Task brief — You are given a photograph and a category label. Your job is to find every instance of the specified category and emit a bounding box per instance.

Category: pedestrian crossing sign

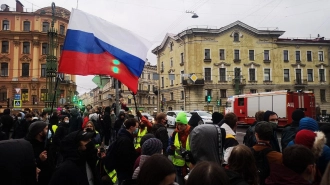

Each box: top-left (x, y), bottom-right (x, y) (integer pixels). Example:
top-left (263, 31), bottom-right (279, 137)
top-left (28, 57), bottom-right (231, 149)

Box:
top-left (14, 100), bottom-right (21, 108)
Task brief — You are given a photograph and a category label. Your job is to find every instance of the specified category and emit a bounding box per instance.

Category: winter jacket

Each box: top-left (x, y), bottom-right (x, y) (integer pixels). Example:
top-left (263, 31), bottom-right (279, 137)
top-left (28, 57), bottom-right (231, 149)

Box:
top-left (114, 112), bottom-right (126, 131)
top-left (167, 125), bottom-right (191, 157)
top-left (281, 120), bottom-right (299, 150)
top-left (266, 163), bottom-right (311, 185)
top-left (69, 109), bottom-right (82, 133)
top-left (53, 122), bottom-right (70, 149)
top-left (221, 123), bottom-right (239, 164)
top-left (132, 155), bottom-right (150, 179)
top-left (253, 143), bottom-right (282, 165)
top-left (1, 109), bottom-right (13, 138)
top-left (0, 139), bottom-right (37, 185)
top-left (225, 170), bottom-right (249, 185)
top-left (103, 112), bottom-right (111, 131)
top-left (12, 119), bottom-right (31, 139)
top-left (151, 123), bottom-right (169, 156)
top-left (49, 131), bottom-right (100, 185)
top-left (115, 128), bottom-right (138, 178)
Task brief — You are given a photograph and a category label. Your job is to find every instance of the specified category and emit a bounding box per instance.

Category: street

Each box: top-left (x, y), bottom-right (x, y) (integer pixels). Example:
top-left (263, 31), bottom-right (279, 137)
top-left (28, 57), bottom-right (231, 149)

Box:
top-left (167, 124), bottom-right (282, 145)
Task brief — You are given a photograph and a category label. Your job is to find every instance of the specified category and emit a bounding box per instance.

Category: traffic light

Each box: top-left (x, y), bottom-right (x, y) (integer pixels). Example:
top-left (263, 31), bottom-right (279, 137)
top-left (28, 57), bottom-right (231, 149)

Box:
top-left (73, 95), bottom-right (77, 102)
top-left (206, 95), bottom-right (211, 103)
top-left (78, 100), bottom-right (82, 106)
top-left (217, 99), bottom-right (221, 106)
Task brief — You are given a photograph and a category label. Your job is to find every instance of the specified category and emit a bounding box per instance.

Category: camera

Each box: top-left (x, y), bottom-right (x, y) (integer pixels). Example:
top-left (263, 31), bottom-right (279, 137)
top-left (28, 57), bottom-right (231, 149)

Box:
top-left (181, 150), bottom-right (195, 164)
top-left (99, 147), bottom-right (105, 153)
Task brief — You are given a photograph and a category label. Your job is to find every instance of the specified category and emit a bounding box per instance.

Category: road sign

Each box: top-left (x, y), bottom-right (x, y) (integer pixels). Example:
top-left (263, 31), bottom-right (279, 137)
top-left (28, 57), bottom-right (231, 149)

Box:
top-left (15, 88), bottom-right (20, 94)
top-left (14, 100), bottom-right (21, 108)
top-left (190, 74), bottom-right (198, 82)
top-left (59, 98), bottom-right (66, 104)
top-left (14, 94), bottom-right (21, 100)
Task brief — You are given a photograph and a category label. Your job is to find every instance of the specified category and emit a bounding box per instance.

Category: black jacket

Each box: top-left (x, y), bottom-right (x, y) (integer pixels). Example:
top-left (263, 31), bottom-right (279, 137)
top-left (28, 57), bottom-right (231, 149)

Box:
top-left (114, 112), bottom-right (126, 130)
top-left (49, 131), bottom-right (100, 185)
top-left (69, 116), bottom-right (82, 133)
top-left (1, 110), bottom-right (13, 135)
top-left (103, 112), bottom-right (111, 130)
top-left (12, 119), bottom-right (31, 139)
top-left (151, 123), bottom-right (169, 156)
top-left (53, 122), bottom-right (70, 149)
top-left (281, 120), bottom-right (299, 150)
top-left (225, 170), bottom-right (249, 185)
top-left (115, 128), bottom-right (138, 176)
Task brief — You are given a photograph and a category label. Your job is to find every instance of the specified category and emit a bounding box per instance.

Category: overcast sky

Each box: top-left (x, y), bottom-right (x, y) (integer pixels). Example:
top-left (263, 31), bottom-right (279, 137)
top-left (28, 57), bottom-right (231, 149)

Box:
top-left (5, 0), bottom-right (330, 94)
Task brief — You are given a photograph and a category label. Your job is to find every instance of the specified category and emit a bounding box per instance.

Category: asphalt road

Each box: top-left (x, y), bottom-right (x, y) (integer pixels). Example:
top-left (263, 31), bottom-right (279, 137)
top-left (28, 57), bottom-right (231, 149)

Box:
top-left (167, 124), bottom-right (282, 145)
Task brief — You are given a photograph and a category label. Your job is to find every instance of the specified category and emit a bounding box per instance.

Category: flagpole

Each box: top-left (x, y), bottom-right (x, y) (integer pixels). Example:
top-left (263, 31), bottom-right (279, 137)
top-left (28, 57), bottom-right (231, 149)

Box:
top-left (115, 79), bottom-right (120, 116)
top-left (133, 93), bottom-right (140, 122)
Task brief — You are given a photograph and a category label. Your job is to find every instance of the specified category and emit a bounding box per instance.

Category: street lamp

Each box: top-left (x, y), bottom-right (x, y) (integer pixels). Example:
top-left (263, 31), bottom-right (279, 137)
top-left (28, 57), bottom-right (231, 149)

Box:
top-left (186, 10), bottom-right (199, 18)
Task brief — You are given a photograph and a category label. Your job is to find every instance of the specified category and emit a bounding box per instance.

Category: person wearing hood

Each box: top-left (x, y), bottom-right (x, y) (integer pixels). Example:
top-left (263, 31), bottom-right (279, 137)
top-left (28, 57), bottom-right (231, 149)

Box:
top-left (114, 118), bottom-right (139, 185)
top-left (84, 121), bottom-right (101, 147)
top-left (103, 106), bottom-right (112, 146)
top-left (25, 121), bottom-right (53, 185)
top-left (167, 112), bottom-right (191, 185)
top-left (49, 130), bottom-right (100, 185)
top-left (69, 108), bottom-right (83, 133)
top-left (12, 113), bottom-right (33, 139)
top-left (221, 113), bottom-right (239, 165)
top-left (114, 112), bottom-right (126, 137)
top-left (1, 108), bottom-right (14, 139)
top-left (53, 115), bottom-right (70, 165)
top-left (188, 113), bottom-right (203, 132)
top-left (281, 109), bottom-right (305, 150)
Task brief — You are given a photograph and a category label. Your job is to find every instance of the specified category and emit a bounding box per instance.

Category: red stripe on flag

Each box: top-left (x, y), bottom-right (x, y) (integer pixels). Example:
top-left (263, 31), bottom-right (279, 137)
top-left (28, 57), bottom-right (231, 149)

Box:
top-left (59, 50), bottom-right (139, 93)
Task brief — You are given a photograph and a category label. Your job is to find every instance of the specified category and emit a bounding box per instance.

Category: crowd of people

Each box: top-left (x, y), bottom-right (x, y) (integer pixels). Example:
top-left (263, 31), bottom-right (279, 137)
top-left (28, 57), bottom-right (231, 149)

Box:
top-left (0, 104), bottom-right (330, 185)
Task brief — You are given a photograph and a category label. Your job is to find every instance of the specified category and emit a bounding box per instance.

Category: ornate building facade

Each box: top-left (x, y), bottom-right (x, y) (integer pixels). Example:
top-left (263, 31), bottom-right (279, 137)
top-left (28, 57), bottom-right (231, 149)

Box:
top-left (152, 21), bottom-right (330, 113)
top-left (0, 1), bottom-right (76, 112)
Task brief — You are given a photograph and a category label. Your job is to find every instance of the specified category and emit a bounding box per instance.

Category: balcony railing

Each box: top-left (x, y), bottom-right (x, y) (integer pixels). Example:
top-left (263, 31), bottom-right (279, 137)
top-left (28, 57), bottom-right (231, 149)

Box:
top-left (294, 79), bottom-right (307, 85)
top-left (182, 79), bottom-right (205, 86)
top-left (137, 90), bottom-right (149, 94)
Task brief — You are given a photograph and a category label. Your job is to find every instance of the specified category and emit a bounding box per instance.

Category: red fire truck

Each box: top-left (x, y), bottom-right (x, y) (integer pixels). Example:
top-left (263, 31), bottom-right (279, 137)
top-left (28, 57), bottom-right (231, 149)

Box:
top-left (225, 90), bottom-right (316, 127)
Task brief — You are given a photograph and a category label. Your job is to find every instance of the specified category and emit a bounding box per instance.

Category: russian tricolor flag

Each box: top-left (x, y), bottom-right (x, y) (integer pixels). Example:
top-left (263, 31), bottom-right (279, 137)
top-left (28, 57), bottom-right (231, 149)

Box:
top-left (58, 9), bottom-right (151, 94)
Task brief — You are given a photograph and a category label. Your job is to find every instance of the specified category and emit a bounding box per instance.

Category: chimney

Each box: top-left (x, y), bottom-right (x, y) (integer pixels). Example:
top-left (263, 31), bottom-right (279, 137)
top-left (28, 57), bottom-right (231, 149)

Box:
top-left (16, 0), bottom-right (24, 12)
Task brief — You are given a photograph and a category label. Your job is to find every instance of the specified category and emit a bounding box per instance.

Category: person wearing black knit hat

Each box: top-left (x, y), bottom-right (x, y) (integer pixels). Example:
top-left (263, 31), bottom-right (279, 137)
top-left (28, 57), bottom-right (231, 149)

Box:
top-left (281, 109), bottom-right (305, 150)
top-left (212, 112), bottom-right (224, 125)
top-left (25, 121), bottom-right (52, 185)
top-left (189, 114), bottom-right (203, 132)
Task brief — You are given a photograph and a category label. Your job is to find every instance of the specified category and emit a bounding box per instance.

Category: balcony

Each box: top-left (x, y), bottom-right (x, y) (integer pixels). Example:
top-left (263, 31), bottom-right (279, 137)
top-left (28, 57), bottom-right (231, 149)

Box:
top-left (182, 79), bottom-right (204, 86)
top-left (232, 79), bottom-right (246, 86)
top-left (263, 80), bottom-right (273, 85)
top-left (204, 58), bottom-right (212, 63)
top-left (137, 90), bottom-right (149, 94)
top-left (294, 79), bottom-right (307, 86)
top-left (233, 59), bottom-right (241, 63)
top-left (263, 60), bottom-right (271, 63)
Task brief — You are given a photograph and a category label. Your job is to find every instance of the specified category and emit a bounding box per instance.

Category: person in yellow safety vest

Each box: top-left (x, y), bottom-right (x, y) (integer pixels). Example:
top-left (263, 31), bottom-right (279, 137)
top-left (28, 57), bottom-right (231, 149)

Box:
top-left (167, 112), bottom-right (191, 185)
top-left (96, 149), bottom-right (117, 185)
top-left (84, 121), bottom-right (102, 148)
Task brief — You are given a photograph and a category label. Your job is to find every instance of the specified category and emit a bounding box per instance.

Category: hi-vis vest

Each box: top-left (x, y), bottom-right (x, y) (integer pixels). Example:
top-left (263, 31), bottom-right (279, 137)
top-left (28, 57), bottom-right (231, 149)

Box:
top-left (95, 131), bottom-right (100, 148)
top-left (52, 125), bottom-right (58, 133)
top-left (134, 129), bottom-right (147, 149)
top-left (173, 133), bottom-right (190, 166)
top-left (96, 160), bottom-right (117, 184)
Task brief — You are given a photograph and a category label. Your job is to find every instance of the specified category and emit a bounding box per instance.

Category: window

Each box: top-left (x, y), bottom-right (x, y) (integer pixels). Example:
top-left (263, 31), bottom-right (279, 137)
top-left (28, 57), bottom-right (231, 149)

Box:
top-left (283, 50), bottom-right (289, 61)
top-left (320, 89), bottom-right (326, 102)
top-left (220, 89), bottom-right (226, 98)
top-left (40, 89), bottom-right (47, 101)
top-left (249, 50), bottom-right (254, 61)
top-left (41, 64), bottom-right (46, 77)
top-left (265, 89), bottom-right (272, 92)
top-left (264, 50), bottom-right (270, 60)
top-left (23, 42), bottom-right (30, 54)
top-left (296, 69), bottom-right (302, 83)
top-left (22, 63), bottom-right (29, 77)
top-left (60, 25), bottom-right (65, 35)
top-left (1, 41), bottom-right (9, 53)
top-left (22, 89), bottom-right (29, 101)
top-left (205, 49), bottom-right (210, 59)
top-left (161, 62), bottom-right (164, 71)
top-left (307, 51), bottom-right (312, 61)
top-left (2, 20), bottom-right (9, 30)
top-left (234, 50), bottom-right (240, 60)
top-left (180, 53), bottom-right (184, 64)
top-left (205, 89), bottom-right (212, 96)
top-left (170, 42), bottom-right (173, 51)
top-left (170, 58), bottom-right (173, 67)
top-left (23, 21), bottom-right (30, 31)
top-left (152, 97), bottom-right (155, 105)
top-left (181, 91), bottom-right (184, 100)
top-left (249, 68), bottom-right (256, 81)
top-left (148, 97), bottom-right (151, 104)
top-left (250, 89), bottom-right (257, 93)
top-left (161, 77), bottom-right (164, 88)
top-left (0, 63), bottom-right (8, 76)
top-left (238, 98), bottom-right (244, 106)
top-left (319, 51), bottom-right (324, 61)
top-left (219, 68), bottom-right (226, 82)
top-left (319, 69), bottom-right (325, 82)
top-left (0, 89), bottom-right (7, 101)
top-left (219, 49), bottom-right (225, 60)
top-left (148, 74), bottom-right (150, 80)
top-left (127, 99), bottom-right (131, 104)
top-left (42, 22), bottom-right (49, 32)
top-left (284, 69), bottom-right (290, 82)
top-left (233, 33), bottom-right (239, 42)
top-left (204, 68), bottom-right (211, 81)
top-left (264, 68), bottom-right (270, 81)
top-left (307, 69), bottom-right (313, 82)
top-left (170, 92), bottom-right (174, 100)
top-left (42, 43), bottom-right (48, 55)
top-left (141, 72), bottom-right (144, 79)
top-left (181, 71), bottom-right (184, 83)
top-left (170, 76), bottom-right (173, 86)
top-left (296, 51), bottom-right (300, 61)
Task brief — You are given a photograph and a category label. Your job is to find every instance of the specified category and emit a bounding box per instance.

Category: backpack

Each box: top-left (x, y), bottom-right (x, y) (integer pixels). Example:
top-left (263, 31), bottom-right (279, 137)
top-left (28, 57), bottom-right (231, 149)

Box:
top-left (251, 147), bottom-right (274, 185)
top-left (243, 125), bottom-right (257, 147)
top-left (104, 140), bottom-right (118, 172)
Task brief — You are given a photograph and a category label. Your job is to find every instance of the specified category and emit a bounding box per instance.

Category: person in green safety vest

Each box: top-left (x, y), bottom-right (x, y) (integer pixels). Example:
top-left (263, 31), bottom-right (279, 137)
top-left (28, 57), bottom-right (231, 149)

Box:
top-left (134, 112), bottom-right (152, 153)
top-left (96, 148), bottom-right (117, 185)
top-left (84, 121), bottom-right (101, 148)
top-left (167, 112), bottom-right (191, 185)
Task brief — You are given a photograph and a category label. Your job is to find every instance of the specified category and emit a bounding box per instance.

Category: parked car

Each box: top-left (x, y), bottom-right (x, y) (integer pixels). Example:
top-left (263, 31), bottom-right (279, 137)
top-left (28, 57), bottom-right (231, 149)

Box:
top-left (141, 113), bottom-right (154, 124)
top-left (190, 111), bottom-right (213, 124)
top-left (166, 110), bottom-right (192, 127)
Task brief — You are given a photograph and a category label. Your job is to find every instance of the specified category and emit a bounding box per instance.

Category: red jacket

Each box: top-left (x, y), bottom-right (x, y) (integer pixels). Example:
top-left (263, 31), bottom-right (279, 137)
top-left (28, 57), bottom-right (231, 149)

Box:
top-left (82, 117), bottom-right (89, 129)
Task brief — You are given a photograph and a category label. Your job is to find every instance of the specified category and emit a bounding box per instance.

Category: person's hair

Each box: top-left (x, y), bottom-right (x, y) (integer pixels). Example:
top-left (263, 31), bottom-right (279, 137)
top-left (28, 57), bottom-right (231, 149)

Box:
top-left (124, 118), bottom-right (138, 129)
top-left (283, 145), bottom-right (315, 174)
top-left (255, 121), bottom-right (273, 141)
top-left (186, 161), bottom-right (229, 185)
top-left (228, 145), bottom-right (259, 185)
top-left (84, 112), bottom-right (89, 117)
top-left (41, 111), bottom-right (48, 117)
top-left (137, 154), bottom-right (175, 185)
top-left (156, 113), bottom-right (166, 123)
top-left (85, 121), bottom-right (95, 130)
top-left (17, 112), bottom-right (22, 117)
top-left (255, 111), bottom-right (265, 122)
top-left (25, 113), bottom-right (32, 119)
top-left (224, 113), bottom-right (238, 129)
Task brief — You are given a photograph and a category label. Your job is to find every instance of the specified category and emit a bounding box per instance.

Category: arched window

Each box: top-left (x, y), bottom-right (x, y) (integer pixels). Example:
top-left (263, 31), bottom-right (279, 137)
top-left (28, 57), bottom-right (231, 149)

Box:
top-left (234, 32), bottom-right (239, 42)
